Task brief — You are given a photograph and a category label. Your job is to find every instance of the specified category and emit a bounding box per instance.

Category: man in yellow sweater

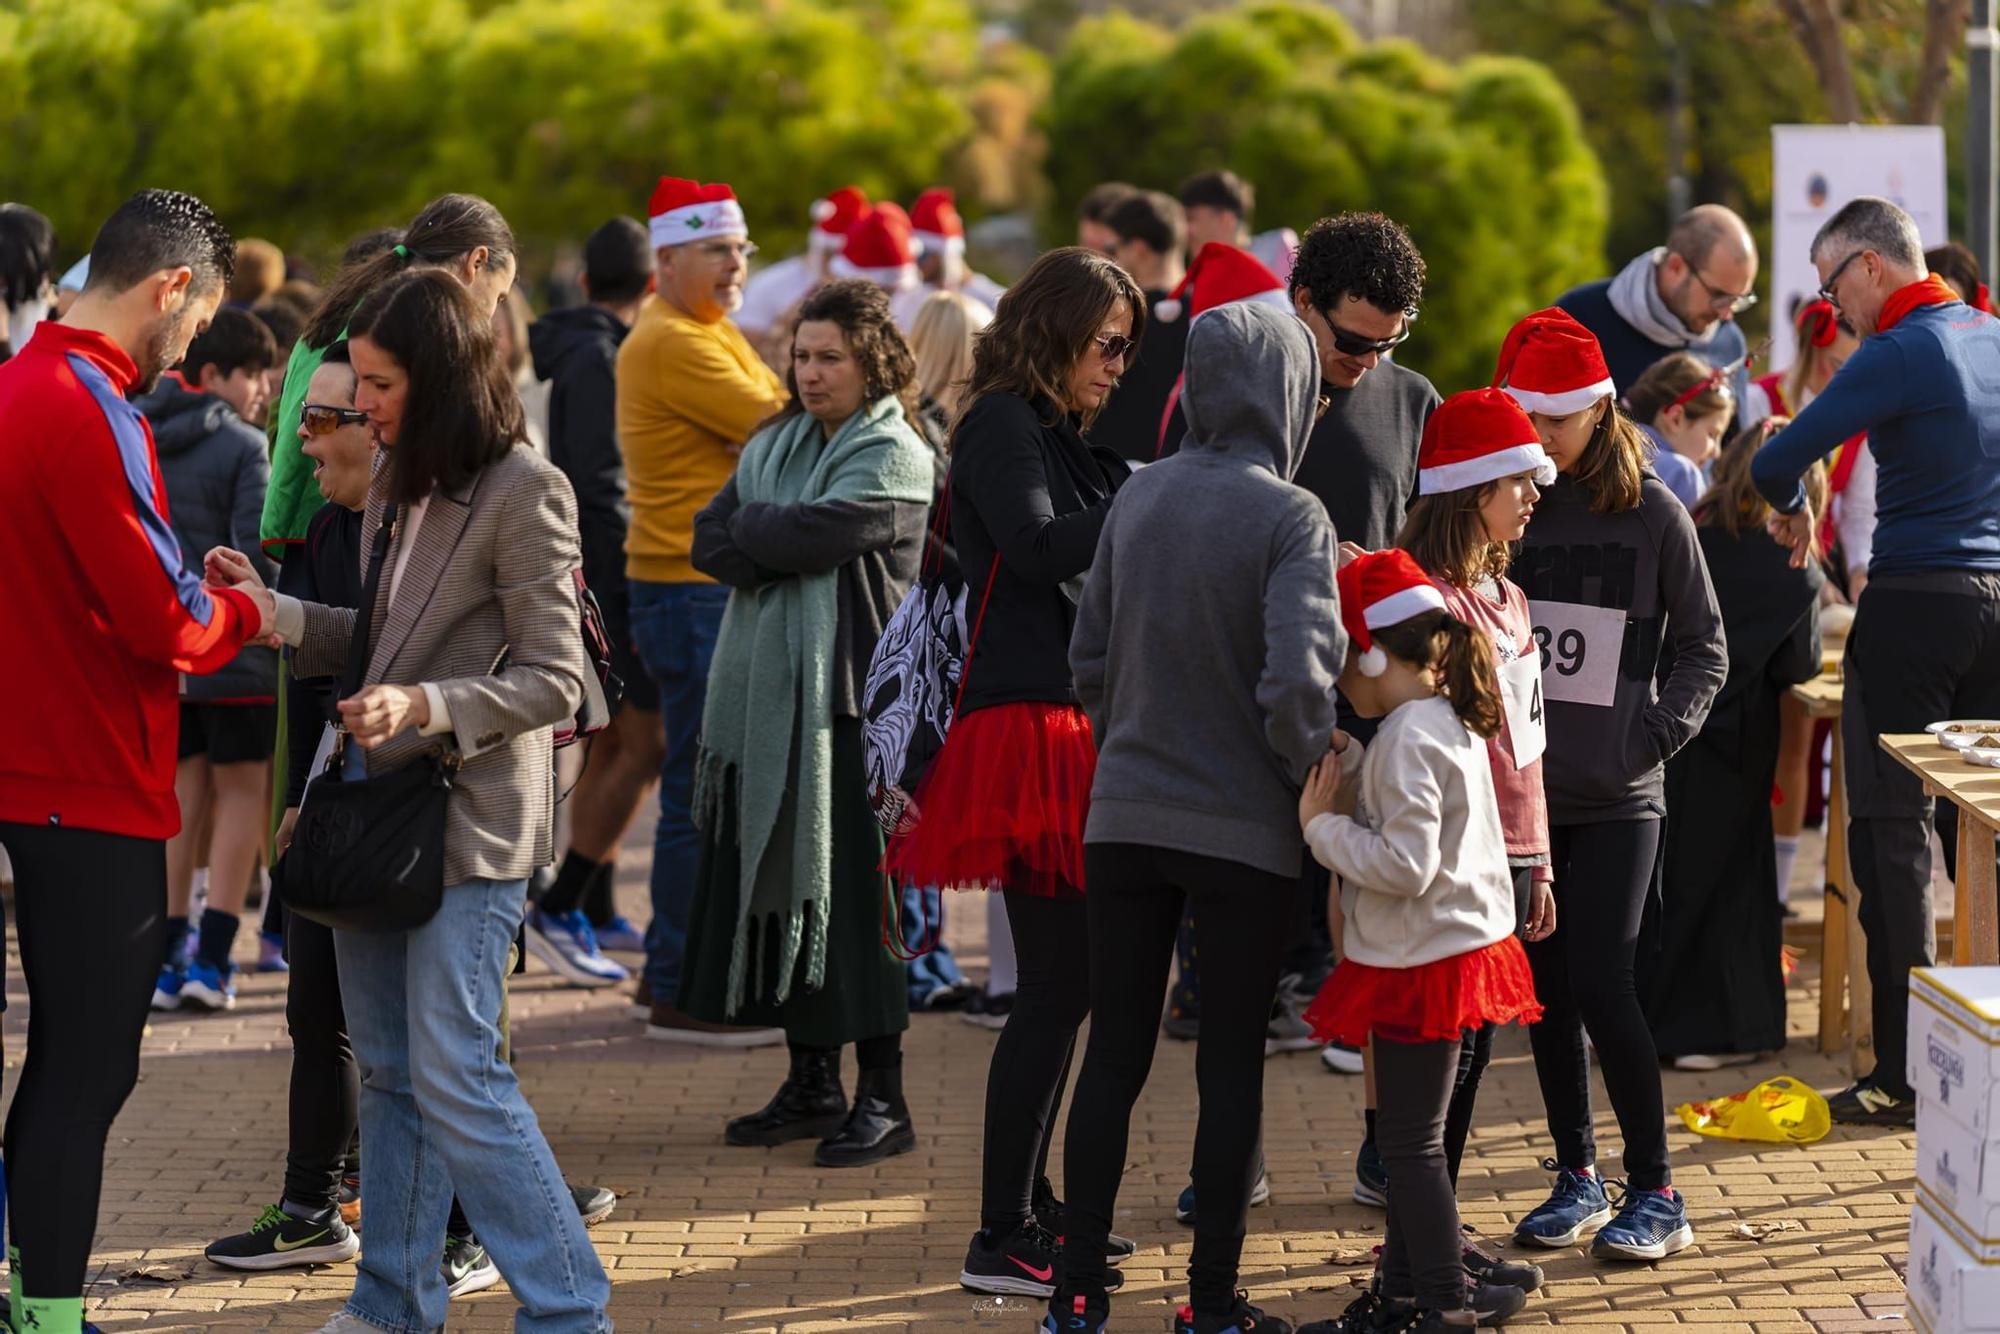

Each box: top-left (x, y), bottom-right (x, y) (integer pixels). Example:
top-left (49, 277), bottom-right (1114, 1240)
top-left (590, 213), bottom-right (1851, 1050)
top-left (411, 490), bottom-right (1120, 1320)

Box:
top-left (620, 176), bottom-right (788, 1045)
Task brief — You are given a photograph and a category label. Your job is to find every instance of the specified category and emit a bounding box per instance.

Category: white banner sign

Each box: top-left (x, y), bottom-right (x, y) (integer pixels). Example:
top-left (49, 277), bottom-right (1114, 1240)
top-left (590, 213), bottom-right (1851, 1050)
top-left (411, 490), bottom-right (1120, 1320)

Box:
top-left (1770, 124), bottom-right (1948, 370)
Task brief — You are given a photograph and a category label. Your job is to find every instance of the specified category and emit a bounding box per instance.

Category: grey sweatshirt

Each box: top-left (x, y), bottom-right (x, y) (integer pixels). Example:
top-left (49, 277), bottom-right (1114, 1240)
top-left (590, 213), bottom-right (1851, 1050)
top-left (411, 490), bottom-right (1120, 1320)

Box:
top-left (1071, 302), bottom-right (1346, 879)
top-left (1512, 471), bottom-right (1727, 824)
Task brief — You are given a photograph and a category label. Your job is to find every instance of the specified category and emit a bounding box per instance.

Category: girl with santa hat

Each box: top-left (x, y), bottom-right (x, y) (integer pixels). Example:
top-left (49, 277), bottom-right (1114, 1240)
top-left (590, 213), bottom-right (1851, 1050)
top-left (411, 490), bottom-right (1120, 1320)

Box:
top-left (1293, 548), bottom-right (1544, 1334)
top-left (1497, 308), bottom-right (1724, 1264)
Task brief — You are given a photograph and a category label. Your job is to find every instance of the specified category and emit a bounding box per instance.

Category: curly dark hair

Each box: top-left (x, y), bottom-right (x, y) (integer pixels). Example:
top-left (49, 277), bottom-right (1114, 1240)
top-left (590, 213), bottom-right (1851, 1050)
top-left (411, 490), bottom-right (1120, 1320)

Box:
top-left (777, 279), bottom-right (919, 424)
top-left (1288, 211), bottom-right (1425, 316)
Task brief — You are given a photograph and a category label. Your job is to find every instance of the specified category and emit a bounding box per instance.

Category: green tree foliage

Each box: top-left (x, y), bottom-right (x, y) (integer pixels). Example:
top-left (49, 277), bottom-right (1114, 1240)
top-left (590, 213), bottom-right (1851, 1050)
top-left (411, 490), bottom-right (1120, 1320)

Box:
top-left (0, 0), bottom-right (1009, 268)
top-left (1042, 1), bottom-right (1610, 392)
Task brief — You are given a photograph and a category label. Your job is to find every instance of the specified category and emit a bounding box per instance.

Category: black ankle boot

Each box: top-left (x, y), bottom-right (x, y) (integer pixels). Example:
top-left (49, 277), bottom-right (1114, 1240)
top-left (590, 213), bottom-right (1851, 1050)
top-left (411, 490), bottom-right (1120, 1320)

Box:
top-left (726, 1047), bottom-right (847, 1146)
top-left (814, 1062), bottom-right (917, 1166)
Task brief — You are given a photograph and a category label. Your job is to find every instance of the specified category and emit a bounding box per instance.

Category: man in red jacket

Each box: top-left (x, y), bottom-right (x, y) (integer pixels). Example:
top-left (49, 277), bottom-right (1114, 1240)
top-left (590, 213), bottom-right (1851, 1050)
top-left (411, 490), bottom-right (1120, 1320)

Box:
top-left (0, 188), bottom-right (272, 1334)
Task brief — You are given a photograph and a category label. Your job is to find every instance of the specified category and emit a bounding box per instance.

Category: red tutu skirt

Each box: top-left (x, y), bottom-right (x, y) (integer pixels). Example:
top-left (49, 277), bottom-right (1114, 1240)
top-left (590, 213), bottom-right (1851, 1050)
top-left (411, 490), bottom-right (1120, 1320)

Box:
top-left (1305, 935), bottom-right (1542, 1046)
top-left (880, 701), bottom-right (1093, 896)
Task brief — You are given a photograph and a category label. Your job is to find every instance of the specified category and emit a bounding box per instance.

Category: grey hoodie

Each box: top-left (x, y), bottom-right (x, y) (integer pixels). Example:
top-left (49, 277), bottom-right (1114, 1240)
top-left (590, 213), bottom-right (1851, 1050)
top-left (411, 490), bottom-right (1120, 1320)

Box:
top-left (1071, 302), bottom-right (1345, 878)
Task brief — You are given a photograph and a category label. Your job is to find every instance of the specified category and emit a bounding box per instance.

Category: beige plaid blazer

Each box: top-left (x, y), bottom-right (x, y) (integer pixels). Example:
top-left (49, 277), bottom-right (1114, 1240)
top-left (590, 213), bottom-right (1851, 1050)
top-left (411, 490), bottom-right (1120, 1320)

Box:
top-left (293, 444), bottom-right (588, 886)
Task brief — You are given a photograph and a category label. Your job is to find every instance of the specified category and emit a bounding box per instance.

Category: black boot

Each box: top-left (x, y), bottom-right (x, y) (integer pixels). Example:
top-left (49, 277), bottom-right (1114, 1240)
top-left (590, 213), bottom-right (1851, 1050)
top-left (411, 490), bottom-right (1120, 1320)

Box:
top-left (814, 1062), bottom-right (917, 1166)
top-left (725, 1047), bottom-right (847, 1146)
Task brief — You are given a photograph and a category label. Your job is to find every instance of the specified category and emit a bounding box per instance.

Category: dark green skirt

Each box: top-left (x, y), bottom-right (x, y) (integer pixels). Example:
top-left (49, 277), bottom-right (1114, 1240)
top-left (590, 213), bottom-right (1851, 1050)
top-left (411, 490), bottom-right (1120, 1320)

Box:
top-left (678, 717), bottom-right (909, 1048)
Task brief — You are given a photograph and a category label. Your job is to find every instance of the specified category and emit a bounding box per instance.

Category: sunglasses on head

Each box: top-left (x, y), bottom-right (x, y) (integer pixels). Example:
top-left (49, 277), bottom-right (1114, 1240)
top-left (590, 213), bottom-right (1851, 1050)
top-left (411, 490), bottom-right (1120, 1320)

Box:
top-left (1316, 307), bottom-right (1414, 358)
top-left (301, 403), bottom-right (369, 436)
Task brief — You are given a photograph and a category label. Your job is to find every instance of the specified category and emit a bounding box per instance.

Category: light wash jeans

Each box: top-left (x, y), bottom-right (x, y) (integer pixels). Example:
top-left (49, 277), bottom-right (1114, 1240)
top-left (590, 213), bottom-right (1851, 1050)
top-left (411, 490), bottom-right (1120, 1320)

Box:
top-left (332, 749), bottom-right (609, 1332)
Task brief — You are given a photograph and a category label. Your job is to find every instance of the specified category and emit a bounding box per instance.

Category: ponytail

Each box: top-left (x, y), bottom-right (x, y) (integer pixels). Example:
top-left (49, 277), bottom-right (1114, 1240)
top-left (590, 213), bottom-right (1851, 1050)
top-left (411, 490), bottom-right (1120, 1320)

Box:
top-left (1434, 615), bottom-right (1504, 739)
top-left (304, 193), bottom-right (515, 351)
top-left (1372, 610), bottom-right (1504, 739)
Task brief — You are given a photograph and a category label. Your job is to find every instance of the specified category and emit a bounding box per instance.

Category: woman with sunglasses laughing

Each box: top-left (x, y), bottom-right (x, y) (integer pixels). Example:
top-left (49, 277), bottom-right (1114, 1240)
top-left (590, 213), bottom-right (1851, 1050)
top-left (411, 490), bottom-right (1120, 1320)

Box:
top-left (881, 246), bottom-right (1145, 1303)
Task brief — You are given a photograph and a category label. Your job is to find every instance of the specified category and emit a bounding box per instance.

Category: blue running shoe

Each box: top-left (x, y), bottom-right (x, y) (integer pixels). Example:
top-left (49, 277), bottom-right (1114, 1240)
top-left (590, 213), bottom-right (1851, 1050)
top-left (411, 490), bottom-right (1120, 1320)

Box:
top-left (1513, 1159), bottom-right (1611, 1248)
top-left (151, 963), bottom-right (185, 1011)
top-left (1042, 1291), bottom-right (1108, 1333)
top-left (592, 914), bottom-right (646, 954)
top-left (1590, 1185), bottom-right (1692, 1261)
top-left (255, 931), bottom-right (290, 973)
top-left (1175, 1159), bottom-right (1271, 1225)
top-left (181, 959), bottom-right (237, 1011)
top-left (524, 907), bottom-right (629, 988)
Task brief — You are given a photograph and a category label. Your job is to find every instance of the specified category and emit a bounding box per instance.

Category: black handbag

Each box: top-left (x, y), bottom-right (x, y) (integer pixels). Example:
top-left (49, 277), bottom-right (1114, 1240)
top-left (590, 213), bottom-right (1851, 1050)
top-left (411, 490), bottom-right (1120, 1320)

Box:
top-left (275, 509), bottom-right (457, 933)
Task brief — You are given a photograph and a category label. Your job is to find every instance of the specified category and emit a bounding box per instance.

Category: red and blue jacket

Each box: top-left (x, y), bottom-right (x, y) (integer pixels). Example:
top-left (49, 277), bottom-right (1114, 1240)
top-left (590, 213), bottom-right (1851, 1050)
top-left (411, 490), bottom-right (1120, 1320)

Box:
top-left (0, 322), bottom-right (259, 838)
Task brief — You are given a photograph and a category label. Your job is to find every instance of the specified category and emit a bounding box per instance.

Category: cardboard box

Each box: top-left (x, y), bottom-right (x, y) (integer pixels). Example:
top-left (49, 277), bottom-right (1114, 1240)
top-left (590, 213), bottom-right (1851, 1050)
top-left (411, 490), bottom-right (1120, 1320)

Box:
top-left (1908, 1190), bottom-right (2000, 1332)
top-left (1910, 968), bottom-right (2000, 1138)
top-left (1919, 1095), bottom-right (2000, 1259)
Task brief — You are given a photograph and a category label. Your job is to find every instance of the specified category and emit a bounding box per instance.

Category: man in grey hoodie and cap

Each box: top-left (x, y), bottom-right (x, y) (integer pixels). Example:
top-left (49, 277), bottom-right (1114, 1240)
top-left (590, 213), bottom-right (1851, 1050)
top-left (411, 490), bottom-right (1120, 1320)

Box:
top-left (1051, 301), bottom-right (1343, 1334)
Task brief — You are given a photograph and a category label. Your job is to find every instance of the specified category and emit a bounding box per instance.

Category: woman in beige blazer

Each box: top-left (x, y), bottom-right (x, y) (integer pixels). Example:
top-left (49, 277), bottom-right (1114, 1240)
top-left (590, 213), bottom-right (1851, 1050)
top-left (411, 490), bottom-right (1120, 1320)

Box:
top-left (216, 269), bottom-right (607, 1333)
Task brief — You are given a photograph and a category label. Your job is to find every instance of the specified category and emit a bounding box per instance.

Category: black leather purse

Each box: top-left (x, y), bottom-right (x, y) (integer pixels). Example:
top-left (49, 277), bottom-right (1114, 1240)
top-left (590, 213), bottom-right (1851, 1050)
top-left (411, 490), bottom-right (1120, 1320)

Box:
top-left (275, 511), bottom-right (457, 933)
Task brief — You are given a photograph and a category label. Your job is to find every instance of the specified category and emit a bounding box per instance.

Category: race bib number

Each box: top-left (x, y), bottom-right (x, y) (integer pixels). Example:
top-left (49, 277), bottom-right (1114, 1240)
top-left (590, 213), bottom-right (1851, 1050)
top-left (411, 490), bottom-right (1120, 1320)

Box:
top-left (1499, 652), bottom-right (1547, 769)
top-left (1527, 601), bottom-right (1626, 709)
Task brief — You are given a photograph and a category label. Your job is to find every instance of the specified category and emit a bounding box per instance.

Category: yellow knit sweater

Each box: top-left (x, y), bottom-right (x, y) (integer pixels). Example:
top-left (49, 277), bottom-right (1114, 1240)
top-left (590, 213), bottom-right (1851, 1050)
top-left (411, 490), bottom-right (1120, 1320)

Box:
top-left (616, 297), bottom-right (788, 583)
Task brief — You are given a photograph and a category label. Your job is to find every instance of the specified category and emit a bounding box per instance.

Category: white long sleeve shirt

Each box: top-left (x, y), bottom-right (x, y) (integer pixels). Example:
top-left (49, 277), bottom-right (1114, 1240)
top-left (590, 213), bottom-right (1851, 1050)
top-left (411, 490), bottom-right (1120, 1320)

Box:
top-left (1306, 694), bottom-right (1516, 968)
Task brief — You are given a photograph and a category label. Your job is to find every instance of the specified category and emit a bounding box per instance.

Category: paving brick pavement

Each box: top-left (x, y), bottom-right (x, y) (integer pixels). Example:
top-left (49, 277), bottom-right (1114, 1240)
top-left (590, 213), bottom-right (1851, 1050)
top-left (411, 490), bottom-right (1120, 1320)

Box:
top-left (7, 828), bottom-right (1922, 1332)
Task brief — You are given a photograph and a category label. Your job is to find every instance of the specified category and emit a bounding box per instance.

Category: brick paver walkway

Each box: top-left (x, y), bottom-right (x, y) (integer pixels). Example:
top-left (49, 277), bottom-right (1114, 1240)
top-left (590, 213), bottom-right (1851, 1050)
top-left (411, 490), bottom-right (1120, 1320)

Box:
top-left (14, 829), bottom-right (1917, 1331)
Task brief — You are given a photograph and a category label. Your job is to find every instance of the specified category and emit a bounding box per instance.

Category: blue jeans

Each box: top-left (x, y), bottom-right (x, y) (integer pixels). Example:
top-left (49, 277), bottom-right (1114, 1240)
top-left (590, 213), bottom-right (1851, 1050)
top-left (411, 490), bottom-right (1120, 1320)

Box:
top-left (900, 884), bottom-right (965, 1006)
top-left (627, 579), bottom-right (731, 1003)
top-left (332, 791), bottom-right (609, 1330)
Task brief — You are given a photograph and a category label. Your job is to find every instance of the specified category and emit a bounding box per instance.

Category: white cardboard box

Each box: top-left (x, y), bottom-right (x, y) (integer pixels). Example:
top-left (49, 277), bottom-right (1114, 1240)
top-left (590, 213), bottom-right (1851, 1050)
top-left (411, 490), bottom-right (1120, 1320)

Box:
top-left (1918, 1095), bottom-right (2000, 1259)
top-left (1910, 968), bottom-right (2000, 1138)
top-left (1909, 1190), bottom-right (2000, 1332)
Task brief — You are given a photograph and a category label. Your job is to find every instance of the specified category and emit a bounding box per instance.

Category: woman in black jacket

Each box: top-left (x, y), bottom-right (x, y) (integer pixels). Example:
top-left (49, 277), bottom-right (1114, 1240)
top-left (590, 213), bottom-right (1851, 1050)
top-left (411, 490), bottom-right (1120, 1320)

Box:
top-left (882, 248), bottom-right (1145, 1298)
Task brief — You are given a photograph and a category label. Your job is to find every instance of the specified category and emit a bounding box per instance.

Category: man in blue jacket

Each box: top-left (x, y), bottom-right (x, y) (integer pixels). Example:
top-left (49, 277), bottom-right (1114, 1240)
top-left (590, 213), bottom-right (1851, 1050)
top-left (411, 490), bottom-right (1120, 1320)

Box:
top-left (1753, 195), bottom-right (2000, 1127)
top-left (1557, 205), bottom-right (1757, 428)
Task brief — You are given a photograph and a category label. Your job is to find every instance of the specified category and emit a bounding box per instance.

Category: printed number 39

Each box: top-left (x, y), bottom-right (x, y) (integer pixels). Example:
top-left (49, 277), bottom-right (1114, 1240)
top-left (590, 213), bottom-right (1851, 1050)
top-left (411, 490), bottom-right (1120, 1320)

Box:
top-left (1532, 625), bottom-right (1587, 678)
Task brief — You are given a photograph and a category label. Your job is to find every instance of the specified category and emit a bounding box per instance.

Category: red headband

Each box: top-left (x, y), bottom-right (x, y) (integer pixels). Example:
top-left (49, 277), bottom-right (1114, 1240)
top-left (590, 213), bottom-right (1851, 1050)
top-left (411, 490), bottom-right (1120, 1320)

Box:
top-left (1796, 299), bottom-right (1839, 349)
top-left (1664, 336), bottom-right (1769, 412)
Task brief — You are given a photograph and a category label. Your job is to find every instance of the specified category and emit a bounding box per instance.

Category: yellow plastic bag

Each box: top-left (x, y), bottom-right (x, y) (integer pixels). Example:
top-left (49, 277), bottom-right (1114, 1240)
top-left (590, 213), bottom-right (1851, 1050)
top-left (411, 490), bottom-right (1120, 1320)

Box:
top-left (1674, 1076), bottom-right (1832, 1144)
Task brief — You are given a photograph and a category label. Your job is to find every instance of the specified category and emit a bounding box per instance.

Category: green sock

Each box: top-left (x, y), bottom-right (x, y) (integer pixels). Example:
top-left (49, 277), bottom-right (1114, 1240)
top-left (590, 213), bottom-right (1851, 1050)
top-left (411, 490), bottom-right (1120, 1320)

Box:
top-left (8, 1245), bottom-right (20, 1330)
top-left (16, 1294), bottom-right (83, 1334)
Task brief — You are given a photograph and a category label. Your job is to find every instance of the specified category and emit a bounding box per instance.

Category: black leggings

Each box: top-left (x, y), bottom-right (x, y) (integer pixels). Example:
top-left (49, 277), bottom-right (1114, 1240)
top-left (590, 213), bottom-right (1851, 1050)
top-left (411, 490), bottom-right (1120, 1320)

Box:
top-left (1061, 843), bottom-right (1290, 1316)
top-left (1375, 1034), bottom-right (1465, 1310)
top-left (283, 911), bottom-right (359, 1211)
top-left (1524, 819), bottom-right (1670, 1190)
top-left (980, 888), bottom-right (1090, 1236)
top-left (0, 822), bottom-right (167, 1301)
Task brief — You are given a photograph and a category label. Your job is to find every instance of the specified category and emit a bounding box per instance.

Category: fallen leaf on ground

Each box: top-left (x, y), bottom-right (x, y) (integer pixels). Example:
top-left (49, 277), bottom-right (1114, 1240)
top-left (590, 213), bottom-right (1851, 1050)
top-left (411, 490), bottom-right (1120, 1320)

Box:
top-left (1731, 1218), bottom-right (1803, 1240)
top-left (118, 1262), bottom-right (197, 1284)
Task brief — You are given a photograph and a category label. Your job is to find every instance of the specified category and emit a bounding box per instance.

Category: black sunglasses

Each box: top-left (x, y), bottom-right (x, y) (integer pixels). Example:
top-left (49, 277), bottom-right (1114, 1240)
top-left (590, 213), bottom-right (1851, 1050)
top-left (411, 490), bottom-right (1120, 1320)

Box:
top-left (1092, 333), bottom-right (1138, 364)
top-left (301, 403), bottom-right (370, 436)
top-left (1315, 306), bottom-right (1414, 358)
top-left (1817, 249), bottom-right (1867, 308)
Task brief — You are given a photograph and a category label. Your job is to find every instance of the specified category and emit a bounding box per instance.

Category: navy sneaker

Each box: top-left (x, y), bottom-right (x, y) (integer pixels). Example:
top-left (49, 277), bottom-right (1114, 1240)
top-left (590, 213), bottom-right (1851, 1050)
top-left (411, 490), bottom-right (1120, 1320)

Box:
top-left (1173, 1291), bottom-right (1292, 1333)
top-left (255, 931), bottom-right (290, 973)
top-left (1513, 1160), bottom-right (1612, 1248)
top-left (1590, 1185), bottom-right (1692, 1261)
top-left (1175, 1159), bottom-right (1271, 1225)
top-left (1295, 1290), bottom-right (1393, 1333)
top-left (1352, 1137), bottom-right (1386, 1209)
top-left (592, 913), bottom-right (646, 954)
top-left (1043, 1290), bottom-right (1109, 1334)
top-left (961, 1221), bottom-right (1124, 1298)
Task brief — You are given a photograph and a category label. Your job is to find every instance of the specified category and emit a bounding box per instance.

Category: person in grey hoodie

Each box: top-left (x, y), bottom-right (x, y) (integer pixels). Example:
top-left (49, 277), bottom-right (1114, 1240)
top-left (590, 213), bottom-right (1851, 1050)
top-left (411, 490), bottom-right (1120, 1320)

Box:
top-left (1052, 301), bottom-right (1342, 1334)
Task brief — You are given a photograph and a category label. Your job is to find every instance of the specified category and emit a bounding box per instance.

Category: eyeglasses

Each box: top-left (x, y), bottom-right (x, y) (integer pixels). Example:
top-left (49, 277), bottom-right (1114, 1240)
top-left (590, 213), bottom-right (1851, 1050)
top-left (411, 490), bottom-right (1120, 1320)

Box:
top-left (1314, 306), bottom-right (1413, 358)
top-left (1679, 256), bottom-right (1758, 315)
top-left (1092, 333), bottom-right (1138, 364)
top-left (301, 403), bottom-right (369, 436)
top-left (1817, 249), bottom-right (1867, 309)
top-left (692, 240), bottom-right (758, 264)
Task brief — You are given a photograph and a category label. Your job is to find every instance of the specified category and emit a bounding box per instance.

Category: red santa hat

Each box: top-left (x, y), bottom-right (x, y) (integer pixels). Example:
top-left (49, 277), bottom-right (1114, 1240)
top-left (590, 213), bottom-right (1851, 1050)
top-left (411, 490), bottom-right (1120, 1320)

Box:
top-left (1491, 307), bottom-right (1615, 417)
top-left (1417, 387), bottom-right (1556, 496)
top-left (910, 187), bottom-right (966, 258)
top-left (831, 203), bottom-right (919, 290)
top-left (1338, 549), bottom-right (1448, 678)
top-left (649, 177), bottom-right (747, 249)
top-left (1156, 242), bottom-right (1288, 323)
top-left (808, 186), bottom-right (869, 254)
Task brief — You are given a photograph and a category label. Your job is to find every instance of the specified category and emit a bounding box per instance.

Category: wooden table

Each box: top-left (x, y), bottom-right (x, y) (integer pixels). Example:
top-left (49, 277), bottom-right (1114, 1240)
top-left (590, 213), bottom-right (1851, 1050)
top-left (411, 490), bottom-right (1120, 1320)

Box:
top-left (1793, 674), bottom-right (1872, 1074)
top-left (1880, 733), bottom-right (2000, 966)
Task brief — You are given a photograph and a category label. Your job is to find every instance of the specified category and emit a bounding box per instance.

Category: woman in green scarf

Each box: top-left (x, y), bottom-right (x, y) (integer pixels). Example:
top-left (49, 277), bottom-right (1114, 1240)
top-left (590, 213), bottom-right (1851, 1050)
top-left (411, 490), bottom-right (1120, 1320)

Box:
top-left (683, 279), bottom-right (937, 1166)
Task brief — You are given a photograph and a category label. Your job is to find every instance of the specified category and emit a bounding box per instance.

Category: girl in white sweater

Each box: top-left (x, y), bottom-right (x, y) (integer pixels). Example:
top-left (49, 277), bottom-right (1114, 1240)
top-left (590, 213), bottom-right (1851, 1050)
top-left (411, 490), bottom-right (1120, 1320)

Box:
top-left (1296, 549), bottom-right (1542, 1334)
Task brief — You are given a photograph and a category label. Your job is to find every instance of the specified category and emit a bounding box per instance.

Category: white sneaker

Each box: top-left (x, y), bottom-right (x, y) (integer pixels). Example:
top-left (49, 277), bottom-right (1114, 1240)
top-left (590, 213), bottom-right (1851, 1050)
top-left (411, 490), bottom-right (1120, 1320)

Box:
top-left (1320, 1042), bottom-right (1364, 1075)
top-left (524, 908), bottom-right (629, 989)
top-left (1265, 998), bottom-right (1318, 1056)
top-left (1671, 1051), bottom-right (1759, 1072)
